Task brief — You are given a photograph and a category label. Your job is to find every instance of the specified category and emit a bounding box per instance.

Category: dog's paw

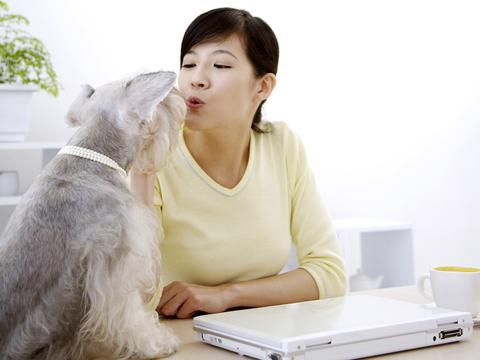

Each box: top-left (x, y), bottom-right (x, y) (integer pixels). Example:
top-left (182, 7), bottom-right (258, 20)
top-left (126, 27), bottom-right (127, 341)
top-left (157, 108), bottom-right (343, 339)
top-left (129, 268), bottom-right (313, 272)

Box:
top-left (139, 324), bottom-right (178, 359)
top-left (155, 326), bottom-right (179, 358)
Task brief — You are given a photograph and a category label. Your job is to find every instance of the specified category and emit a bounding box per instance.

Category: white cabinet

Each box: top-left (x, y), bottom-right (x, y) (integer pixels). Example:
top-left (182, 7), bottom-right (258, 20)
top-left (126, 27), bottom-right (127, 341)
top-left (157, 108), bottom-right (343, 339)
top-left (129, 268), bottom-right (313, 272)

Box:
top-left (335, 218), bottom-right (414, 291)
top-left (0, 142), bottom-right (63, 231)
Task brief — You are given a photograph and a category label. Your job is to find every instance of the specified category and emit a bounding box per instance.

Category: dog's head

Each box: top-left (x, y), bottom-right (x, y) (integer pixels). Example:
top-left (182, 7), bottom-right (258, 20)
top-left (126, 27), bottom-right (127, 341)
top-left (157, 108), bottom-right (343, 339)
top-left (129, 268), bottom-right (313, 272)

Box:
top-left (66, 71), bottom-right (186, 173)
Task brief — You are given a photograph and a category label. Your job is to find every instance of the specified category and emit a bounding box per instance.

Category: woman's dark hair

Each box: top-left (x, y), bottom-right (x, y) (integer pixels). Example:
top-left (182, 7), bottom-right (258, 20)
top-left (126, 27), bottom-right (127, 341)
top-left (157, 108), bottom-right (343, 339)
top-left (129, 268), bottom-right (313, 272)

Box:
top-left (180, 7), bottom-right (279, 133)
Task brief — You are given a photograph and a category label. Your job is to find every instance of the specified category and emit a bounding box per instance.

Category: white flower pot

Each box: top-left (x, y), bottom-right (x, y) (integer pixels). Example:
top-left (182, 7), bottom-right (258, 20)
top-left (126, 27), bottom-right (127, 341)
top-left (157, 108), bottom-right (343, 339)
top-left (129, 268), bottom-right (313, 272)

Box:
top-left (0, 84), bottom-right (39, 142)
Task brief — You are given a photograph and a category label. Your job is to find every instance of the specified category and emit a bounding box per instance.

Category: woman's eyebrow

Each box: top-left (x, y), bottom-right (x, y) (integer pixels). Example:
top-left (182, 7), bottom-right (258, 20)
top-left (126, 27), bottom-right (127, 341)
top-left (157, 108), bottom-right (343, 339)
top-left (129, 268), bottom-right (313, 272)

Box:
top-left (186, 49), bottom-right (238, 60)
top-left (212, 49), bottom-right (238, 60)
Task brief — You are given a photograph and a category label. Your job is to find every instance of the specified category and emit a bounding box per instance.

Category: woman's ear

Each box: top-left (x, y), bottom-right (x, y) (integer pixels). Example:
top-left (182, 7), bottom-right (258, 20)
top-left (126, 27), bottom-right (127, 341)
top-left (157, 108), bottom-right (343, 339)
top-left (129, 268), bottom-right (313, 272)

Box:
top-left (256, 73), bottom-right (276, 102)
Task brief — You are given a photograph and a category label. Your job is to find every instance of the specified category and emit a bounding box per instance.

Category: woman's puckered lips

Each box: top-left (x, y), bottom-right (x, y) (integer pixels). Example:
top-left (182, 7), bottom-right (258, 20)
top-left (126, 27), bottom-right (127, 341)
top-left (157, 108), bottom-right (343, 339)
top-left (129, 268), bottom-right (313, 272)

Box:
top-left (186, 96), bottom-right (205, 109)
top-left (187, 96), bottom-right (205, 104)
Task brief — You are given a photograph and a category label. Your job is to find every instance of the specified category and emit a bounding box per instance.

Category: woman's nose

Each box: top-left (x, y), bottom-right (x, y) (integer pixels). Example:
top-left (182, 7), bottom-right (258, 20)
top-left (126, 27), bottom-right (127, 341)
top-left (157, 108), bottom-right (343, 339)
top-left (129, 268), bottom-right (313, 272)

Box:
top-left (191, 79), bottom-right (208, 88)
top-left (191, 70), bottom-right (209, 89)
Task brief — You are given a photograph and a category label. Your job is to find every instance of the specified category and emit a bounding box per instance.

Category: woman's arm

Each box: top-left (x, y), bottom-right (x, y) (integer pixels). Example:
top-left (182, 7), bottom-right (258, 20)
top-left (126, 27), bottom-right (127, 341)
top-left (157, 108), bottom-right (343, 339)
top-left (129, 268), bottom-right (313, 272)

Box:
top-left (286, 126), bottom-right (347, 300)
top-left (157, 268), bottom-right (318, 319)
top-left (129, 169), bottom-right (155, 208)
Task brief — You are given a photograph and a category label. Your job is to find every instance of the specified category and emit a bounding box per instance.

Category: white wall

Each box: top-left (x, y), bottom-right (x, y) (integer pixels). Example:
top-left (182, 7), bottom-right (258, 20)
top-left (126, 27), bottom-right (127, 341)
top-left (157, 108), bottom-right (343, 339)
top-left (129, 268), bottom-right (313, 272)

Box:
top-left (2, 0), bottom-right (480, 279)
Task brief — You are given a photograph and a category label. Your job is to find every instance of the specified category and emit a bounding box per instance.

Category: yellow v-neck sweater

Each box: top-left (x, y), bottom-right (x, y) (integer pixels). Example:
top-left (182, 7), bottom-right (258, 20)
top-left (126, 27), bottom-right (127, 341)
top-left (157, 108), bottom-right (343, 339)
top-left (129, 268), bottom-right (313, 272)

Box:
top-left (152, 122), bottom-right (346, 306)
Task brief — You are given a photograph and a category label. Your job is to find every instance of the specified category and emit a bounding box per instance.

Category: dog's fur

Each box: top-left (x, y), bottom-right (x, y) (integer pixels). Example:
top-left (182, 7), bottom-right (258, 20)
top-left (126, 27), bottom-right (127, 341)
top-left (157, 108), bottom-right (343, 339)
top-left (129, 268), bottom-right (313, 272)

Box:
top-left (0, 71), bottom-right (186, 359)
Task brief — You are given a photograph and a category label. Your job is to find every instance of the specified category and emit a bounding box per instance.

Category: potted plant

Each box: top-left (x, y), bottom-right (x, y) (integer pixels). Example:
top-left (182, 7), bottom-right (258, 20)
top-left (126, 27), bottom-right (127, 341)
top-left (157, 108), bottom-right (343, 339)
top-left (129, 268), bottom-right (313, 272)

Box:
top-left (0, 1), bottom-right (60, 141)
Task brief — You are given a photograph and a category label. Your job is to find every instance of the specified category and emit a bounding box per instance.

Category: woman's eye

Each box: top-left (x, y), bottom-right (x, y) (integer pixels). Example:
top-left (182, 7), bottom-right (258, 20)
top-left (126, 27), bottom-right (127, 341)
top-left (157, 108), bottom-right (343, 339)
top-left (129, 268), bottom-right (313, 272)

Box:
top-left (214, 64), bottom-right (232, 69)
top-left (182, 64), bottom-right (195, 68)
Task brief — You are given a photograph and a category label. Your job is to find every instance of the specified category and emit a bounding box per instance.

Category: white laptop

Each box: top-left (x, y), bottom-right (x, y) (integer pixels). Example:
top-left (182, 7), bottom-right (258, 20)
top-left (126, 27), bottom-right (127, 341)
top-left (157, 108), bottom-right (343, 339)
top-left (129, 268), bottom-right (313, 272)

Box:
top-left (193, 294), bottom-right (473, 360)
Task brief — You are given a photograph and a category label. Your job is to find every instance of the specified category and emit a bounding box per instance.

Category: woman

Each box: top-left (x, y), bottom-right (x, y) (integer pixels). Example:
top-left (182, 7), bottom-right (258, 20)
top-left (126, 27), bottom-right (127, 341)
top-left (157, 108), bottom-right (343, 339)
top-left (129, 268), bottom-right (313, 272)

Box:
top-left (131, 7), bottom-right (346, 319)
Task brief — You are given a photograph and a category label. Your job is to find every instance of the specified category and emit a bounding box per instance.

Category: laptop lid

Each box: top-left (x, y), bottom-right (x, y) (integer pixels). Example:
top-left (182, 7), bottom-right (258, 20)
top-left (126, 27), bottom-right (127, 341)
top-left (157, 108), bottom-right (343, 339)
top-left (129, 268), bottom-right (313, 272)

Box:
top-left (193, 294), bottom-right (473, 360)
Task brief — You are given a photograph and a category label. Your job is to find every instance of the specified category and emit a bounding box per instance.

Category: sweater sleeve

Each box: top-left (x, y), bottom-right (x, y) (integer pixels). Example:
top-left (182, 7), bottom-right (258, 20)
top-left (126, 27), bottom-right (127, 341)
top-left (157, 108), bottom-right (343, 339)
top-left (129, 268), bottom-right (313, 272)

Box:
top-left (284, 125), bottom-right (347, 299)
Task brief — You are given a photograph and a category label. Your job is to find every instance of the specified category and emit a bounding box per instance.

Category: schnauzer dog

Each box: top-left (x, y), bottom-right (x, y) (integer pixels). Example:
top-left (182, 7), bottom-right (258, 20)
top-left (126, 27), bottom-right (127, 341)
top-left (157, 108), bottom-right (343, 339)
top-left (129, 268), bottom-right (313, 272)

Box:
top-left (0, 71), bottom-right (186, 359)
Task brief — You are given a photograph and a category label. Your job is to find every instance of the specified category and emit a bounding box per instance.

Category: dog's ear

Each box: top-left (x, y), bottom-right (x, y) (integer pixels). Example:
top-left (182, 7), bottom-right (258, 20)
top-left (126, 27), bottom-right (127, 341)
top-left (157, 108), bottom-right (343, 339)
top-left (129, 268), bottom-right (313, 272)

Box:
top-left (65, 84), bottom-right (95, 127)
top-left (124, 71), bottom-right (177, 120)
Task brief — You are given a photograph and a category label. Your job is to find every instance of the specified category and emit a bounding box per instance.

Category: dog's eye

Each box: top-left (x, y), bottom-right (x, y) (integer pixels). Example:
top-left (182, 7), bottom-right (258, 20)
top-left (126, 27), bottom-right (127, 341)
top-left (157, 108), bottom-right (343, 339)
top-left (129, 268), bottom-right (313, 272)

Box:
top-left (182, 64), bottom-right (195, 69)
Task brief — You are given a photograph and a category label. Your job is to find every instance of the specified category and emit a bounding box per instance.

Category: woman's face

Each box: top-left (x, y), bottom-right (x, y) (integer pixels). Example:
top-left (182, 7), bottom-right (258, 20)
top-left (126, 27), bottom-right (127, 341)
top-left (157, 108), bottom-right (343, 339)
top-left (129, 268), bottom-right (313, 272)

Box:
top-left (178, 33), bottom-right (262, 132)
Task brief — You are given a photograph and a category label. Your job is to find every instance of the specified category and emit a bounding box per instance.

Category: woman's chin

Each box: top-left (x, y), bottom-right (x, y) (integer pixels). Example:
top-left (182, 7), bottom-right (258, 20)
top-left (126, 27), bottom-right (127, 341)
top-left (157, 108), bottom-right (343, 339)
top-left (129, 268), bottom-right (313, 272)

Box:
top-left (184, 117), bottom-right (213, 131)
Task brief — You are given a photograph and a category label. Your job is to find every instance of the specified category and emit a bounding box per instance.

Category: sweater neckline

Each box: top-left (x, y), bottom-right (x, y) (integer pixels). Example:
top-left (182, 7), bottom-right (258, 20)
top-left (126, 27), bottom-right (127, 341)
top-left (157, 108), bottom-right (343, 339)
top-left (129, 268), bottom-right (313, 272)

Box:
top-left (179, 130), bottom-right (255, 196)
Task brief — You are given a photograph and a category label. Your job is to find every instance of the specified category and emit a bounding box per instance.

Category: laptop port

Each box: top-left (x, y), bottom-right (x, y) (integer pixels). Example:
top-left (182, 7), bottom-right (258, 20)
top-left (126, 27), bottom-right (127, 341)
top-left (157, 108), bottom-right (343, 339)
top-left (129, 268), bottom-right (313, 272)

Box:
top-left (267, 353), bottom-right (282, 360)
top-left (439, 329), bottom-right (463, 339)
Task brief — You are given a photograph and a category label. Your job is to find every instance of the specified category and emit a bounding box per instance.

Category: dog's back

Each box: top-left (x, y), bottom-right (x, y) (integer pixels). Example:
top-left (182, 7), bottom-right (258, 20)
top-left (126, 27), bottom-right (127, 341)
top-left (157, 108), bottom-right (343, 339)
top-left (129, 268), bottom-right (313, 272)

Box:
top-left (0, 155), bottom-right (132, 359)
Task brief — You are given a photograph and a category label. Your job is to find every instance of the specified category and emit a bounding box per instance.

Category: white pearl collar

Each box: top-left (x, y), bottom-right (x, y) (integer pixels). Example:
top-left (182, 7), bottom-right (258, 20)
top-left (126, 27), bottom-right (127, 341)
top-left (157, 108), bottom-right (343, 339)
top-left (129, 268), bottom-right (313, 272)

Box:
top-left (58, 145), bottom-right (127, 177)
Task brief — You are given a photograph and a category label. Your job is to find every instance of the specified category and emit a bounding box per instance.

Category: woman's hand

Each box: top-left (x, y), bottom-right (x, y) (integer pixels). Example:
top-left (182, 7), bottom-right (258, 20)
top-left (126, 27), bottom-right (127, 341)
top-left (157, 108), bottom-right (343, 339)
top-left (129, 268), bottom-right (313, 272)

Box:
top-left (157, 281), bottom-right (234, 319)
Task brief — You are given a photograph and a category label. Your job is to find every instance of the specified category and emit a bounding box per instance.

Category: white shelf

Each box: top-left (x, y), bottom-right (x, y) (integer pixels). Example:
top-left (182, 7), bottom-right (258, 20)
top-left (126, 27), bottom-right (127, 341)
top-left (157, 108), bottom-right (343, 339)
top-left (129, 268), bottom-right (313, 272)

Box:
top-left (333, 218), bottom-right (412, 233)
top-left (1, 142), bottom-right (64, 169)
top-left (0, 142), bottom-right (64, 150)
top-left (0, 196), bottom-right (21, 206)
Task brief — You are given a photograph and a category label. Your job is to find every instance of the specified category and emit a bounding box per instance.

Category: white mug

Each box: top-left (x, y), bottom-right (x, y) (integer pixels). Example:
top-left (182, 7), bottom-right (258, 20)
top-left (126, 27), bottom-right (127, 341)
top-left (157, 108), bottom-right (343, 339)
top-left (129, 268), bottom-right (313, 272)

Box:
top-left (0, 170), bottom-right (19, 196)
top-left (417, 266), bottom-right (480, 316)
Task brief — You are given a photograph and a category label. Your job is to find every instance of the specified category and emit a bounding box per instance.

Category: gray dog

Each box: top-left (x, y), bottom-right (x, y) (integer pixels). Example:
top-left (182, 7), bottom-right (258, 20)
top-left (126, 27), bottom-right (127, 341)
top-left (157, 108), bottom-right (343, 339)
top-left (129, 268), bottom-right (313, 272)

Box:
top-left (0, 71), bottom-right (186, 359)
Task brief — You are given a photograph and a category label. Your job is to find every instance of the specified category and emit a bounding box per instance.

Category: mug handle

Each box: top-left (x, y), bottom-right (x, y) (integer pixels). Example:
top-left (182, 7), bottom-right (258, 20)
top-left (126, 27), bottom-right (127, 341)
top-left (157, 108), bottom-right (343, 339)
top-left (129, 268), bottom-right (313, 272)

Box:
top-left (417, 274), bottom-right (433, 301)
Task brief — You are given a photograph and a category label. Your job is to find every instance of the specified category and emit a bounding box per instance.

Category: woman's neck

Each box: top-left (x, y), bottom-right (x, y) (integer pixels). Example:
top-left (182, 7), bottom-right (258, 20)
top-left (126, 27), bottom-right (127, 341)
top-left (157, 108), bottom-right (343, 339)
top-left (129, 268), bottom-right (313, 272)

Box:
top-left (183, 126), bottom-right (251, 189)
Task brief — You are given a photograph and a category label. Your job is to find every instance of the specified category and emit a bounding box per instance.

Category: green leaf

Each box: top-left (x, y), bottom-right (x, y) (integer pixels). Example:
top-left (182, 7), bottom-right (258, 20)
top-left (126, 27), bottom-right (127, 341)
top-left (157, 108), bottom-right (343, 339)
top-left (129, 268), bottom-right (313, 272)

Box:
top-left (0, 1), bottom-right (60, 96)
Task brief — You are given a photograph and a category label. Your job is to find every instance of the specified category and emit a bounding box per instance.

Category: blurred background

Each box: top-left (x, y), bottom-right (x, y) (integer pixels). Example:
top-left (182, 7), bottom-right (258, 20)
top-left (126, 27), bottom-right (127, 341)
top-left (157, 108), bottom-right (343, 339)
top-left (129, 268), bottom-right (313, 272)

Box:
top-left (1, 0), bottom-right (479, 288)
